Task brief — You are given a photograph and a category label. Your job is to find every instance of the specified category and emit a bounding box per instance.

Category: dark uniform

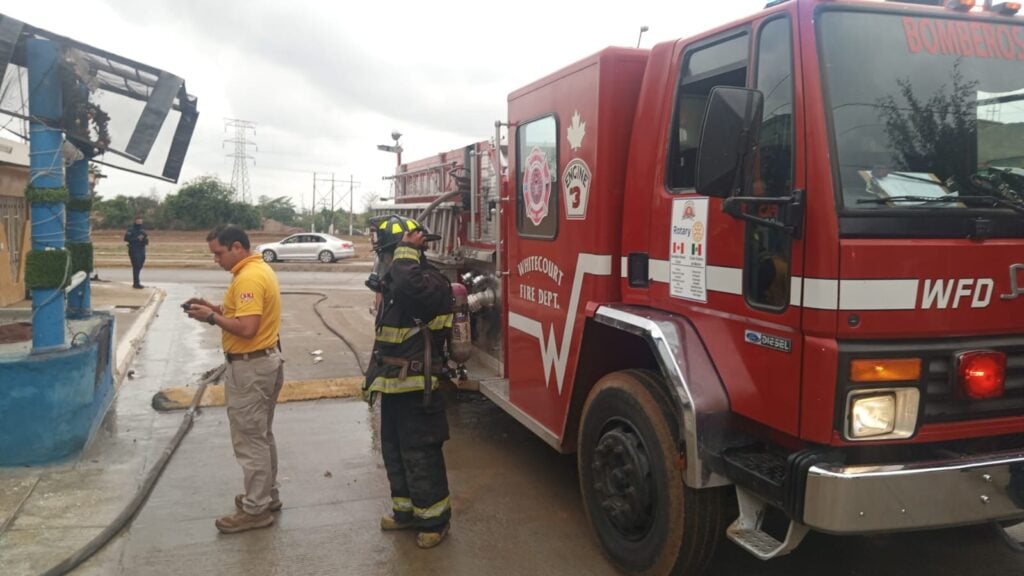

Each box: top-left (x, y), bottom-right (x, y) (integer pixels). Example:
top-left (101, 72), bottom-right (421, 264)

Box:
top-left (365, 229), bottom-right (454, 540)
top-left (124, 221), bottom-right (149, 288)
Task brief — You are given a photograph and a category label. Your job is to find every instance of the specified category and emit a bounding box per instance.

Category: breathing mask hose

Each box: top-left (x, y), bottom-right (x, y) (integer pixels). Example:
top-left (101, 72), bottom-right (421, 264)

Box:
top-left (420, 321), bottom-right (433, 408)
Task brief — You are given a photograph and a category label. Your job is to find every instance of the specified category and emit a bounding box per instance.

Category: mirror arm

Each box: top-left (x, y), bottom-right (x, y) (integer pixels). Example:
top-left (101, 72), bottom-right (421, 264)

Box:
top-left (721, 189), bottom-right (804, 239)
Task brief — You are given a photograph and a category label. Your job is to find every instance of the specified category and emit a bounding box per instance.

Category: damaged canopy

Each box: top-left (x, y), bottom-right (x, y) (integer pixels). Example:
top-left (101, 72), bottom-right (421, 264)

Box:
top-left (0, 14), bottom-right (198, 183)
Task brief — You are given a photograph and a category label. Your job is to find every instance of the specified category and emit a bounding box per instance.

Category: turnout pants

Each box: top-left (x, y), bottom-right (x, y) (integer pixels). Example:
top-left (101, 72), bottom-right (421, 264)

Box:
top-left (128, 249), bottom-right (145, 287)
top-left (380, 390), bottom-right (451, 531)
top-left (225, 350), bottom-right (285, 515)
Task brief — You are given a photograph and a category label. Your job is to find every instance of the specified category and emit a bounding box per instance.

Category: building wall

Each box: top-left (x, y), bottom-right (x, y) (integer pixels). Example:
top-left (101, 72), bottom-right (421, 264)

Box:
top-left (0, 141), bottom-right (29, 307)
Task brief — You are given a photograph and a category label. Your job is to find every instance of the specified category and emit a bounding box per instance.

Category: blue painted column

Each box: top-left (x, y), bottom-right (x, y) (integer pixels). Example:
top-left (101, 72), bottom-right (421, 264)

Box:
top-left (67, 159), bottom-right (91, 314)
top-left (27, 38), bottom-right (67, 351)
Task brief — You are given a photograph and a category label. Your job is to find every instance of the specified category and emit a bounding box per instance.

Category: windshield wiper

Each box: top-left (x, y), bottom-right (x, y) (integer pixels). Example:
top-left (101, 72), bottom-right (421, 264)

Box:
top-left (957, 193), bottom-right (1024, 215)
top-left (858, 194), bottom-right (1024, 215)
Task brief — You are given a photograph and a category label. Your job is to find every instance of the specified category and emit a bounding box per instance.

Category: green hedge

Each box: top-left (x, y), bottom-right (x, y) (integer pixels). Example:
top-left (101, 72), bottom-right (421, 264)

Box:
top-left (25, 186), bottom-right (69, 205)
top-left (67, 242), bottom-right (94, 274)
top-left (66, 197), bottom-right (93, 212)
top-left (25, 249), bottom-right (71, 289)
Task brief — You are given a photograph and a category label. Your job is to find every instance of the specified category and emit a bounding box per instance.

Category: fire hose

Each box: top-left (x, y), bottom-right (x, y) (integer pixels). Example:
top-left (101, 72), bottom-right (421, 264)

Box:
top-left (38, 364), bottom-right (225, 576)
top-left (32, 290), bottom-right (369, 575)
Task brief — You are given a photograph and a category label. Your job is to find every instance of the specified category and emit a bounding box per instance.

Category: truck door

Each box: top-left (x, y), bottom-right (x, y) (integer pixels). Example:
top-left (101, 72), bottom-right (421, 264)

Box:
top-left (654, 16), bottom-right (806, 435)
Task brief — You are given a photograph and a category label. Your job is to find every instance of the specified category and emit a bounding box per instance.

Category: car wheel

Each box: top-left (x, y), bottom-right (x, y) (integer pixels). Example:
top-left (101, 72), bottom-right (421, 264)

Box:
top-left (578, 369), bottom-right (730, 576)
top-left (318, 250), bottom-right (334, 263)
top-left (262, 250), bottom-right (277, 263)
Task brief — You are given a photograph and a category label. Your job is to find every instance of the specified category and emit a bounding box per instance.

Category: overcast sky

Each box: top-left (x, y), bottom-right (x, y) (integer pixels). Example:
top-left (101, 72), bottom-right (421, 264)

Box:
top-left (4, 0), bottom-right (766, 213)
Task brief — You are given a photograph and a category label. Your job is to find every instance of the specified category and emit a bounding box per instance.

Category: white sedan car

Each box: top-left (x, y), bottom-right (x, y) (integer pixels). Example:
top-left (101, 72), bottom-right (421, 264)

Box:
top-left (255, 233), bottom-right (355, 263)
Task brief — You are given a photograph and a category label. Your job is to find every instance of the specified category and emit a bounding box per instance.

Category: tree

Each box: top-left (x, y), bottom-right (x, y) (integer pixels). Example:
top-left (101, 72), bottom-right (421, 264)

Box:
top-left (257, 195), bottom-right (298, 225)
top-left (93, 194), bottom-right (160, 229)
top-left (163, 176), bottom-right (258, 230)
top-left (878, 62), bottom-right (978, 185)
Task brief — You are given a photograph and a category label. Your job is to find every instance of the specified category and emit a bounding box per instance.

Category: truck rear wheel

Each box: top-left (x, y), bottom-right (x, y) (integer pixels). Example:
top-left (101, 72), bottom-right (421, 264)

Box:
top-left (578, 370), bottom-right (727, 575)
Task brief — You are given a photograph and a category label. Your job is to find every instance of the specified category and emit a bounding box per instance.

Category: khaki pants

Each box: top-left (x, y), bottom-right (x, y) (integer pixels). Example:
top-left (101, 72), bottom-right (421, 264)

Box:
top-left (225, 350), bottom-right (285, 515)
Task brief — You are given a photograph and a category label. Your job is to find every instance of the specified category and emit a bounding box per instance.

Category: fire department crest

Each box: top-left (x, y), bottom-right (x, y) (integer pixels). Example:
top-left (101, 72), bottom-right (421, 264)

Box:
top-left (523, 147), bottom-right (552, 226)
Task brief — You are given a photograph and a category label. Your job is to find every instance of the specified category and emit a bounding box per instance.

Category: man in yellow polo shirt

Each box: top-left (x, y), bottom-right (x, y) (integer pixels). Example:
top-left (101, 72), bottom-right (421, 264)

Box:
top-left (185, 225), bottom-right (284, 534)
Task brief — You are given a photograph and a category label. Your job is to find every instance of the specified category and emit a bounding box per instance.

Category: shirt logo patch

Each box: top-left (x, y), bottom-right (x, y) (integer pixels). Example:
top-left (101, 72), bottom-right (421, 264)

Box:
top-left (240, 292), bottom-right (255, 302)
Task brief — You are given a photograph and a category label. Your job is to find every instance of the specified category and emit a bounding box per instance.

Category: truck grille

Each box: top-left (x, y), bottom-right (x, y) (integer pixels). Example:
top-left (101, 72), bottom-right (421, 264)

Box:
top-left (922, 345), bottom-right (1024, 423)
top-left (838, 337), bottom-right (1024, 428)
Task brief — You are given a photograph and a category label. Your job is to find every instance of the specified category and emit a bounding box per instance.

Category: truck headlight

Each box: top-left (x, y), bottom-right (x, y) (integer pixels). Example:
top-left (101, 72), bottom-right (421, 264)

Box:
top-left (845, 388), bottom-right (920, 441)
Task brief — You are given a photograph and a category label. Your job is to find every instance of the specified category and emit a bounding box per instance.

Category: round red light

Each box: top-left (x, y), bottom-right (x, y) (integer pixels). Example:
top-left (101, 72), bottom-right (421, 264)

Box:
top-left (958, 352), bottom-right (1007, 400)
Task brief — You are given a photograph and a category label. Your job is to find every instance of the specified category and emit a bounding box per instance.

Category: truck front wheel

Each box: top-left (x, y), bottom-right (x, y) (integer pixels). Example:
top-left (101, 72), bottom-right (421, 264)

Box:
top-left (578, 370), bottom-right (727, 575)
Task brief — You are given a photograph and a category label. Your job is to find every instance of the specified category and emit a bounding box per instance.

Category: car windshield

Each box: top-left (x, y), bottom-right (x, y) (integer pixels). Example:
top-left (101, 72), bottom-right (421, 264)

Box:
top-left (819, 10), bottom-right (1024, 213)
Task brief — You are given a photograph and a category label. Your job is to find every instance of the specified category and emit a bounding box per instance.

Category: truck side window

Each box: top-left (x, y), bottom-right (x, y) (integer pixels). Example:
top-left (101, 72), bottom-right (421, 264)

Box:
top-left (668, 33), bottom-right (750, 191)
top-left (516, 115), bottom-right (559, 239)
top-left (746, 17), bottom-right (794, 310)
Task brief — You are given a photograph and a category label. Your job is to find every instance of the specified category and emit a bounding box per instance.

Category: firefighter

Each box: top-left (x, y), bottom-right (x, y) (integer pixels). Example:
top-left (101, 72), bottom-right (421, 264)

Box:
top-left (364, 215), bottom-right (453, 549)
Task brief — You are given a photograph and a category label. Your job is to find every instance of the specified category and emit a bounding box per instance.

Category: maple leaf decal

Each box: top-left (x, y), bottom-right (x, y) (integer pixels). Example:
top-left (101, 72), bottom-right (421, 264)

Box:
top-left (567, 110), bottom-right (586, 151)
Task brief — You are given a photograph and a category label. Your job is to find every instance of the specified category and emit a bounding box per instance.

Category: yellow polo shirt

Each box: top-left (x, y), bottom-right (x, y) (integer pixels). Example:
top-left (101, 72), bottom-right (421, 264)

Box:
top-left (222, 254), bottom-right (281, 354)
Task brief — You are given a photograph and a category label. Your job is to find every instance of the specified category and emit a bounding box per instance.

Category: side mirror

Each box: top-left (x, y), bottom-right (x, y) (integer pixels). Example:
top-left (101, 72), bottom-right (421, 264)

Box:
top-left (695, 87), bottom-right (764, 199)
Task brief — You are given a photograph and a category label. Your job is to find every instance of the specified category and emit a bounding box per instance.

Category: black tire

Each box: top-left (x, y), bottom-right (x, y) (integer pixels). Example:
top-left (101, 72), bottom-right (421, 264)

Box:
top-left (318, 250), bottom-right (334, 263)
top-left (578, 369), bottom-right (729, 576)
top-left (262, 249), bottom-right (277, 263)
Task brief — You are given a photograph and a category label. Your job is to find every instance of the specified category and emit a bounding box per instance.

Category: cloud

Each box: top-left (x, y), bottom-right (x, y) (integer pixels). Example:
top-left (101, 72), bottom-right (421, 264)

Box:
top-left (4, 0), bottom-right (767, 207)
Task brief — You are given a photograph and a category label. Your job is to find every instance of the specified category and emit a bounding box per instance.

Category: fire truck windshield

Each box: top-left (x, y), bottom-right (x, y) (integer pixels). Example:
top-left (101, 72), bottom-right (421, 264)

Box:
top-left (819, 10), bottom-right (1024, 216)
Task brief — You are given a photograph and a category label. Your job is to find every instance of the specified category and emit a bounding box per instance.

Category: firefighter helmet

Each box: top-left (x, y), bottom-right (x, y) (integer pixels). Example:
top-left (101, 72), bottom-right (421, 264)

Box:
top-left (373, 215), bottom-right (440, 253)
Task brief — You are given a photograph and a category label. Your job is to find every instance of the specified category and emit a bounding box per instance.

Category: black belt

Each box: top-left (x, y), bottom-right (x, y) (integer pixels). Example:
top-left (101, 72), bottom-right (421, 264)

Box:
top-left (225, 348), bottom-right (275, 362)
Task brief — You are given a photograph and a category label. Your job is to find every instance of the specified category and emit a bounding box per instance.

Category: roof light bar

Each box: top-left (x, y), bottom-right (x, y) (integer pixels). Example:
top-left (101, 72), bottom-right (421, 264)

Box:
top-left (988, 2), bottom-right (1022, 15)
top-left (947, 0), bottom-right (976, 10)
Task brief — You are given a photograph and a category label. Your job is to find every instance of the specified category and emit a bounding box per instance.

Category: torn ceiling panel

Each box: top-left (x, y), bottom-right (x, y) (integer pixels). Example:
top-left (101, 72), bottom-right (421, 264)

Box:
top-left (0, 14), bottom-right (199, 183)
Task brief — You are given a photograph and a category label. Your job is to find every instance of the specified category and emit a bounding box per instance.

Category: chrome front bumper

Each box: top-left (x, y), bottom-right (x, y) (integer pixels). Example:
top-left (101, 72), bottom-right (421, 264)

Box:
top-left (803, 450), bottom-right (1024, 534)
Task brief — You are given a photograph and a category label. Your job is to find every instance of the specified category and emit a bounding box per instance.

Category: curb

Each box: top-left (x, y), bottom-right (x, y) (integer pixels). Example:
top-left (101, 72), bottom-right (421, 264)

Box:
top-left (151, 376), bottom-right (365, 411)
top-left (114, 287), bottom-right (165, 387)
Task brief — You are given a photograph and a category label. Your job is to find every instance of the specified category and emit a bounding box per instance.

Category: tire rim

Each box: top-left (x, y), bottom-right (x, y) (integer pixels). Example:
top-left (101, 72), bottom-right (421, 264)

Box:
top-left (263, 251), bottom-right (274, 262)
top-left (592, 420), bottom-right (654, 541)
top-left (319, 251), bottom-right (331, 262)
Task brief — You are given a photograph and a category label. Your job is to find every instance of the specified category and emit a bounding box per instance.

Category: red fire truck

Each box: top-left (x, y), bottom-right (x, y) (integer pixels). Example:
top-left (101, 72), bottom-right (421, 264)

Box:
top-left (378, 0), bottom-right (1024, 573)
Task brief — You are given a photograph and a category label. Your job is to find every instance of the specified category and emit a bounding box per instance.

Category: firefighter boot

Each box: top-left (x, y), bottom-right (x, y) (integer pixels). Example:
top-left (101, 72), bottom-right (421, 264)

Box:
top-left (416, 523), bottom-right (450, 549)
top-left (235, 494), bottom-right (283, 513)
top-left (380, 515), bottom-right (416, 531)
top-left (215, 509), bottom-right (274, 534)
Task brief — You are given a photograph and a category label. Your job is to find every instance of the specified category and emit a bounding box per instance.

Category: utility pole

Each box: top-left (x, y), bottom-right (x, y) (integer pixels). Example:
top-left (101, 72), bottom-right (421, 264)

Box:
top-left (329, 173), bottom-right (336, 235)
top-left (337, 174), bottom-right (361, 236)
top-left (312, 172), bottom-right (339, 233)
top-left (224, 118), bottom-right (257, 203)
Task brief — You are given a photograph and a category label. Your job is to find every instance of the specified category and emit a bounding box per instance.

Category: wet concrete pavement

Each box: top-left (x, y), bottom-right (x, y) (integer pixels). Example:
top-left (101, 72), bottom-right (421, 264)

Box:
top-left (3, 274), bottom-right (1024, 575)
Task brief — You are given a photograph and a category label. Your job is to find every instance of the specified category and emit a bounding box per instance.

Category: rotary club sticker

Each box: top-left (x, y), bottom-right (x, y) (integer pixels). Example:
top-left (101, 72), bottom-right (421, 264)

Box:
top-left (669, 198), bottom-right (709, 302)
top-left (523, 147), bottom-right (552, 226)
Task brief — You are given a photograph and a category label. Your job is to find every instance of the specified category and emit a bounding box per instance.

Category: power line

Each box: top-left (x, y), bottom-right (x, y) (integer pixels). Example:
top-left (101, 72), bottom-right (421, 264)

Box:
top-left (224, 118), bottom-right (257, 203)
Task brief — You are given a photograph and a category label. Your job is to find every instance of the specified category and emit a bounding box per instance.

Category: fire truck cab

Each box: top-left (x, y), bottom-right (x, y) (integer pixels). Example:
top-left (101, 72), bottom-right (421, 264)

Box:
top-left (381, 0), bottom-right (1024, 573)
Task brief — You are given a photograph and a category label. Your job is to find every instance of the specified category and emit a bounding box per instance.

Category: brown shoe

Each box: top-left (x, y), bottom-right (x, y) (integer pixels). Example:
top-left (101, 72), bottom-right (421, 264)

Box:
top-left (215, 510), bottom-right (274, 534)
top-left (416, 524), bottom-right (450, 549)
top-left (235, 494), bottom-right (282, 513)
top-left (380, 515), bottom-right (415, 531)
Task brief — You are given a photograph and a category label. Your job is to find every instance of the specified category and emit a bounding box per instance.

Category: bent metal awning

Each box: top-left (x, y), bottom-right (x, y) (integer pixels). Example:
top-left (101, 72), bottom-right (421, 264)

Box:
top-left (0, 14), bottom-right (199, 183)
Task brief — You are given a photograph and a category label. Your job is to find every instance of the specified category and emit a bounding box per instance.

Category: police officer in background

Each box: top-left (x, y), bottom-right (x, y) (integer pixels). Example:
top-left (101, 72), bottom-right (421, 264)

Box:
top-left (124, 215), bottom-right (149, 289)
top-left (364, 215), bottom-right (453, 549)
